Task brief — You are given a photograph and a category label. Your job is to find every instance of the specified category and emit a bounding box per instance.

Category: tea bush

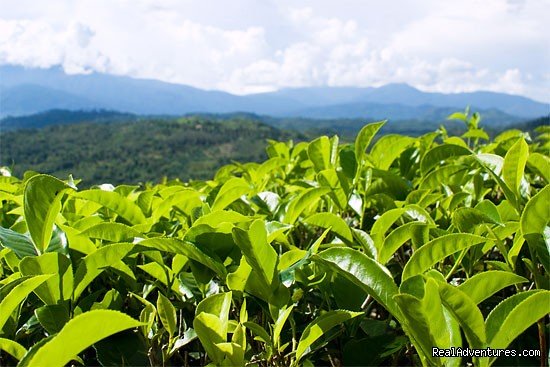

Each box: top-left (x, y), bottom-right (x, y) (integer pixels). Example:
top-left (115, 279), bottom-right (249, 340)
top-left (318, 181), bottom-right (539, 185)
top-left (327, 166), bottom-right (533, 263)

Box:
top-left (0, 110), bottom-right (548, 366)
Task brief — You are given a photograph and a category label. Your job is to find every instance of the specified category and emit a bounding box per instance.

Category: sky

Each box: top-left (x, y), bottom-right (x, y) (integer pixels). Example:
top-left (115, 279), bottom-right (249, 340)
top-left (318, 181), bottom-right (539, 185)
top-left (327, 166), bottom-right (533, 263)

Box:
top-left (0, 0), bottom-right (548, 101)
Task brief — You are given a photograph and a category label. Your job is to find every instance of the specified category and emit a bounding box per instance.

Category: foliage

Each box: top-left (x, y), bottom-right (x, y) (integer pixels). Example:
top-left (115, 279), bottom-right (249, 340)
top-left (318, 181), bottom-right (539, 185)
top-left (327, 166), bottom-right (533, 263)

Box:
top-left (0, 117), bottom-right (304, 185)
top-left (0, 110), bottom-right (548, 366)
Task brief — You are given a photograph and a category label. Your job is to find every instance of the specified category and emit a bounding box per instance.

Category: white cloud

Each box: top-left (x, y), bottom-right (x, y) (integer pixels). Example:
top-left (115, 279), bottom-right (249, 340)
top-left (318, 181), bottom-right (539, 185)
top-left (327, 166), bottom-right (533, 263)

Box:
top-left (0, 0), bottom-right (548, 101)
top-left (0, 19), bottom-right (109, 73)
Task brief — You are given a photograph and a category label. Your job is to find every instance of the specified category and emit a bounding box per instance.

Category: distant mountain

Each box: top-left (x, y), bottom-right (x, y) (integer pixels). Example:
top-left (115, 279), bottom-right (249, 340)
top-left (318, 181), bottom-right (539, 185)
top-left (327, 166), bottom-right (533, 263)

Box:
top-left (1, 65), bottom-right (547, 120)
top-left (2, 84), bottom-right (99, 116)
top-left (286, 101), bottom-right (522, 124)
top-left (0, 65), bottom-right (303, 117)
top-left (264, 84), bottom-right (548, 118)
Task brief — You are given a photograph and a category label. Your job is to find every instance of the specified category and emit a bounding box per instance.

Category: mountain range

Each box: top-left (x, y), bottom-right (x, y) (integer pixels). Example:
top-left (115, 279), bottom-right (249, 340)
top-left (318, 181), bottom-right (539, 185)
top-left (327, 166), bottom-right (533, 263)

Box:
top-left (0, 65), bottom-right (547, 122)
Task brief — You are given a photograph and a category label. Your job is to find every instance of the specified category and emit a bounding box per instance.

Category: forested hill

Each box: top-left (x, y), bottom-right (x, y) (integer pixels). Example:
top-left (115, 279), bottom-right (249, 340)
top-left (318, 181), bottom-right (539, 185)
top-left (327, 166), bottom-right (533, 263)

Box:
top-left (0, 109), bottom-right (136, 131)
top-left (1, 111), bottom-right (546, 185)
top-left (3, 108), bottom-right (544, 137)
top-left (0, 118), bottom-right (304, 185)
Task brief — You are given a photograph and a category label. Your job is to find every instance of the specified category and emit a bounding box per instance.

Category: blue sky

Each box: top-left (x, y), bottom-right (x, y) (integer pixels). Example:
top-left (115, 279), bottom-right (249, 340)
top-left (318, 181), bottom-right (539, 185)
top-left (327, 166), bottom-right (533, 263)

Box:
top-left (0, 0), bottom-right (548, 101)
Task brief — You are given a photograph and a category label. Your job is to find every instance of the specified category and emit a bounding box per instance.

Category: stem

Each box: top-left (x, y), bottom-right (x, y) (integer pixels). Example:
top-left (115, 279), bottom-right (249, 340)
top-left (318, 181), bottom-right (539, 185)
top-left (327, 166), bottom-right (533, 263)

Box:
top-left (290, 316), bottom-right (297, 366)
top-left (445, 249), bottom-right (467, 281)
top-left (327, 351), bottom-right (337, 367)
top-left (361, 295), bottom-right (372, 310)
top-left (538, 319), bottom-right (547, 367)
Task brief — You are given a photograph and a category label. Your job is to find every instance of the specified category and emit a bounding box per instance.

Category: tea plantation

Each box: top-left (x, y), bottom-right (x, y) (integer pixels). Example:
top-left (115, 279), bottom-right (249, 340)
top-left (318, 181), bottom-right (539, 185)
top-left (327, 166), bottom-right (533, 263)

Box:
top-left (0, 111), bottom-right (548, 366)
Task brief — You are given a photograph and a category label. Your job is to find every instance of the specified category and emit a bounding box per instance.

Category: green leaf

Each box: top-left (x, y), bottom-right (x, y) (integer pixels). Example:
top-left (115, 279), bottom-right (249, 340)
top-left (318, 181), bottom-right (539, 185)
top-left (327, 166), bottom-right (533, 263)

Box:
top-left (232, 220), bottom-right (278, 292)
top-left (273, 305), bottom-right (294, 348)
top-left (157, 292), bottom-right (177, 336)
top-left (422, 279), bottom-right (452, 349)
top-left (35, 304), bottom-right (70, 334)
top-left (137, 238), bottom-right (227, 278)
top-left (295, 310), bottom-right (362, 361)
top-left (486, 290), bottom-right (550, 350)
top-left (370, 135), bottom-right (415, 170)
top-left (474, 200), bottom-right (501, 224)
top-left (0, 337), bottom-right (27, 361)
top-left (315, 248), bottom-right (401, 317)
top-left (73, 243), bottom-right (134, 300)
top-left (22, 310), bottom-right (142, 367)
top-left (73, 189), bottom-right (146, 225)
top-left (436, 282), bottom-right (486, 349)
top-left (184, 223), bottom-right (236, 261)
top-left (243, 321), bottom-right (271, 345)
top-left (420, 144), bottom-right (472, 176)
top-left (212, 178), bottom-right (251, 211)
top-left (419, 165), bottom-right (468, 189)
top-left (317, 169), bottom-right (348, 209)
top-left (194, 313), bottom-right (226, 363)
top-left (151, 189), bottom-right (203, 222)
top-left (138, 262), bottom-right (173, 289)
top-left (351, 228), bottom-right (377, 259)
top-left (355, 121), bottom-right (386, 169)
top-left (304, 213), bottom-right (353, 243)
top-left (367, 170), bottom-right (412, 200)
top-left (520, 185), bottom-right (550, 272)
top-left (307, 136), bottom-right (332, 172)
top-left (394, 286), bottom-right (445, 366)
top-left (452, 208), bottom-right (500, 233)
top-left (339, 145), bottom-right (357, 178)
top-left (527, 152), bottom-right (550, 183)
top-left (217, 342), bottom-right (245, 366)
top-left (192, 210), bottom-right (249, 227)
top-left (502, 138), bottom-right (529, 194)
top-left (371, 204), bottom-right (434, 249)
top-left (195, 292), bottom-right (232, 331)
top-left (395, 293), bottom-right (443, 365)
top-left (283, 187), bottom-right (331, 224)
top-left (57, 224), bottom-right (96, 255)
top-left (0, 275), bottom-right (52, 330)
top-left (129, 293), bottom-right (156, 339)
top-left (193, 292), bottom-right (233, 364)
top-left (92, 289), bottom-right (124, 310)
top-left (82, 222), bottom-right (142, 242)
top-left (475, 154), bottom-right (518, 211)
top-left (462, 128), bottom-right (489, 141)
top-left (458, 271), bottom-right (528, 304)
top-left (169, 328), bottom-right (198, 355)
top-left (378, 222), bottom-right (426, 264)
top-left (0, 226), bottom-right (38, 258)
top-left (495, 129), bottom-right (525, 143)
top-left (24, 174), bottom-right (72, 252)
top-left (19, 252), bottom-right (73, 305)
top-left (402, 234), bottom-right (488, 281)
top-left (227, 256), bottom-right (272, 302)
top-left (45, 226), bottom-right (69, 255)
top-left (370, 208), bottom-right (408, 248)
top-left (447, 111), bottom-right (468, 122)
top-left (521, 185), bottom-right (550, 236)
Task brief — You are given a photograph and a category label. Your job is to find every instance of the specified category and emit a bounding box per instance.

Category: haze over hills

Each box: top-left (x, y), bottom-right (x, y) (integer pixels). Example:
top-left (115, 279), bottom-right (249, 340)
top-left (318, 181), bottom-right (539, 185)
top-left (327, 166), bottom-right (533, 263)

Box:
top-left (0, 65), bottom-right (547, 121)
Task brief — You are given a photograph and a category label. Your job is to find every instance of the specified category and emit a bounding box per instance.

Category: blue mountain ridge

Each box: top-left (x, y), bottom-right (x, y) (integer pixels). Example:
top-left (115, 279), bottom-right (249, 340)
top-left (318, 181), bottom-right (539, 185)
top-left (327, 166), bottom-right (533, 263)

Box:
top-left (1, 65), bottom-right (547, 120)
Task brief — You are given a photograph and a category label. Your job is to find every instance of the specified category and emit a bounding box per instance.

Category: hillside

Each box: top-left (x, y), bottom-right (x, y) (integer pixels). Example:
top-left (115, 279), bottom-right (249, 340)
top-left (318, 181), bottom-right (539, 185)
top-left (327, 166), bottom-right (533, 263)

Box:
top-left (0, 117), bottom-right (304, 184)
top-left (0, 109), bottom-right (136, 131)
top-left (2, 108), bottom-right (540, 138)
top-left (1, 111), bottom-right (546, 186)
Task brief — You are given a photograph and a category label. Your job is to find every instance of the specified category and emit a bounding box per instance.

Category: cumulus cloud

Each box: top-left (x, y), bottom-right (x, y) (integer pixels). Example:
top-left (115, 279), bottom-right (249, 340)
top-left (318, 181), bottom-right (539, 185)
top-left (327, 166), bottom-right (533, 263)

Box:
top-left (0, 0), bottom-right (547, 101)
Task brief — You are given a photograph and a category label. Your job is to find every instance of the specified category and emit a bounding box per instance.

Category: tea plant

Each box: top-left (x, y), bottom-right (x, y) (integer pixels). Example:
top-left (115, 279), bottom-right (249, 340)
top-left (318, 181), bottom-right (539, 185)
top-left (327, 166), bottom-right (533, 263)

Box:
top-left (0, 111), bottom-right (548, 366)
